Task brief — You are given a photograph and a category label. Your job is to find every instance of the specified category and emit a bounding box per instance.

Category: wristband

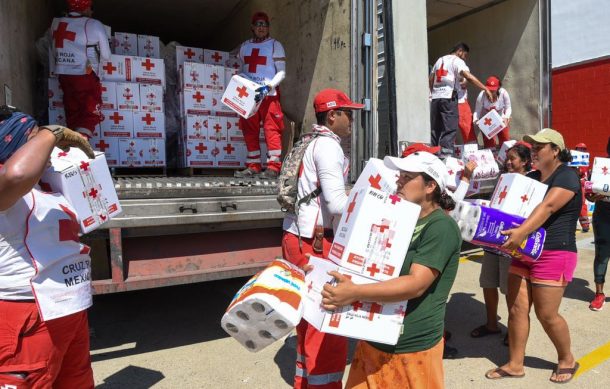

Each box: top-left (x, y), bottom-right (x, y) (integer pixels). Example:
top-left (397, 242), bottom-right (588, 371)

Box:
top-left (40, 125), bottom-right (65, 143)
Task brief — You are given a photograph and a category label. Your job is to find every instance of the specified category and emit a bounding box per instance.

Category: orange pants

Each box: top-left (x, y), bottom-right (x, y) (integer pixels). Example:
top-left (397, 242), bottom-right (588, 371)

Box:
top-left (458, 102), bottom-right (476, 143)
top-left (58, 72), bottom-right (102, 139)
top-left (482, 126), bottom-right (510, 149)
top-left (0, 300), bottom-right (93, 389)
top-left (346, 339), bottom-right (445, 389)
top-left (282, 231), bottom-right (348, 388)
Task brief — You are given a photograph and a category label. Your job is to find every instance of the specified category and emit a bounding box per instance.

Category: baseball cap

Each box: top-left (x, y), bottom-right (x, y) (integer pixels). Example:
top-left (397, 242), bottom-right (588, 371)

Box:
top-left (575, 142), bottom-right (587, 150)
top-left (486, 76), bottom-right (500, 91)
top-left (384, 152), bottom-right (448, 192)
top-left (313, 89), bottom-right (365, 113)
top-left (523, 128), bottom-right (566, 150)
top-left (401, 143), bottom-right (441, 157)
top-left (67, 0), bottom-right (92, 12)
top-left (252, 11), bottom-right (269, 24)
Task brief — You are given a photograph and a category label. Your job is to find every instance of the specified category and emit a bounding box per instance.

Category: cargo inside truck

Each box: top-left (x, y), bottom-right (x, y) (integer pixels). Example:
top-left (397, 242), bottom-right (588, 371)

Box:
top-left (0, 0), bottom-right (548, 293)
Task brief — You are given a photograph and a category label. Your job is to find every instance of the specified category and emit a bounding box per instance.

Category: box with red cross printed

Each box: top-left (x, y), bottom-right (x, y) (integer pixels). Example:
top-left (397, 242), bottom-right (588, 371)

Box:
top-left (216, 141), bottom-right (246, 168)
top-left (118, 138), bottom-right (145, 167)
top-left (476, 109), bottom-right (506, 140)
top-left (133, 111), bottom-right (165, 138)
top-left (453, 142), bottom-right (479, 160)
top-left (221, 74), bottom-right (263, 119)
top-left (203, 49), bottom-right (229, 66)
top-left (182, 89), bottom-right (215, 115)
top-left (99, 110), bottom-right (134, 138)
top-left (113, 32), bottom-right (138, 56)
top-left (41, 147), bottom-right (122, 234)
top-left (100, 81), bottom-right (117, 110)
top-left (176, 46), bottom-right (204, 70)
top-left (48, 107), bottom-right (67, 126)
top-left (223, 114), bottom-right (244, 142)
top-left (352, 158), bottom-right (399, 194)
top-left (141, 138), bottom-right (166, 166)
top-left (303, 256), bottom-right (408, 345)
top-left (184, 140), bottom-right (216, 167)
top-left (590, 157), bottom-right (610, 195)
top-left (139, 84), bottom-right (164, 112)
top-left (329, 187), bottom-right (421, 282)
top-left (445, 157), bottom-right (465, 191)
top-left (48, 78), bottom-right (64, 108)
top-left (133, 56), bottom-right (166, 88)
top-left (205, 115), bottom-right (225, 141)
top-left (181, 62), bottom-right (206, 90)
top-left (489, 173), bottom-right (548, 218)
top-left (183, 114), bottom-right (209, 140)
top-left (137, 34), bottom-right (160, 58)
top-left (100, 54), bottom-right (136, 83)
top-left (92, 138), bottom-right (119, 167)
top-left (116, 82), bottom-right (141, 111)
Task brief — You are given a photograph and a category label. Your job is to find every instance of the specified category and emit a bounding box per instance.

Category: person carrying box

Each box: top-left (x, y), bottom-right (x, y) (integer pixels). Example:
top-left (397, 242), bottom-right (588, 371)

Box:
top-left (473, 76), bottom-right (512, 149)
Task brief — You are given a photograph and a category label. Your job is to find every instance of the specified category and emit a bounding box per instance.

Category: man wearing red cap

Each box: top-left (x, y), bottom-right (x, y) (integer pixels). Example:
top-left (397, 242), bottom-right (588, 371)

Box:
top-left (234, 11), bottom-right (287, 179)
top-left (282, 89), bottom-right (364, 388)
top-left (50, 0), bottom-right (111, 139)
top-left (473, 76), bottom-right (512, 148)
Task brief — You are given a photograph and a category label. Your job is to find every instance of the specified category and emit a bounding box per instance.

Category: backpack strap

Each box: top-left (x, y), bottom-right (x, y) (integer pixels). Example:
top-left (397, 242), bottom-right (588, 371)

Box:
top-left (296, 186), bottom-right (322, 208)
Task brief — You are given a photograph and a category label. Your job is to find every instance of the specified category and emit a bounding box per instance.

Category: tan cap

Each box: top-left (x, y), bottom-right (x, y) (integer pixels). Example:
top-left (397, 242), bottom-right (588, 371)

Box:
top-left (523, 128), bottom-right (566, 151)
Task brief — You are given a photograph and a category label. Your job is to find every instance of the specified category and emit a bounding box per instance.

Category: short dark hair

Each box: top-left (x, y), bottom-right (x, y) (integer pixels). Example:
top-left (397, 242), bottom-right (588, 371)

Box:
top-left (450, 42), bottom-right (470, 54)
top-left (421, 173), bottom-right (456, 211)
top-left (315, 111), bottom-right (329, 125)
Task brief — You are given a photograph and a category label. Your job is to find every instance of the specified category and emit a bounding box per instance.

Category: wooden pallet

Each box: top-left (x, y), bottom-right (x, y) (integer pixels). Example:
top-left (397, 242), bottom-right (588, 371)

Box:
top-left (110, 167), bottom-right (167, 177)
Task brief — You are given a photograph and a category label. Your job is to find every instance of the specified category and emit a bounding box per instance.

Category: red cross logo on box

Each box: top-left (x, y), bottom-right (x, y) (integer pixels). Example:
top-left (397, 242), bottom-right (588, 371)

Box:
top-left (367, 303), bottom-right (382, 321)
top-left (142, 113), bottom-right (155, 125)
top-left (58, 204), bottom-right (79, 242)
top-left (88, 188), bottom-right (99, 199)
top-left (103, 62), bottom-right (117, 75)
top-left (394, 305), bottom-right (406, 318)
top-left (345, 192), bottom-right (358, 222)
top-left (307, 281), bottom-right (313, 293)
top-left (53, 22), bottom-right (76, 48)
top-left (224, 143), bottom-right (235, 154)
top-left (435, 61), bottom-right (448, 82)
top-left (190, 70), bottom-right (199, 82)
top-left (214, 123), bottom-right (222, 133)
top-left (96, 140), bottom-right (110, 152)
top-left (58, 151), bottom-right (69, 157)
top-left (497, 186), bottom-right (508, 204)
top-left (366, 263), bottom-right (381, 277)
top-left (351, 301), bottom-right (363, 311)
top-left (520, 194), bottom-right (529, 203)
top-left (142, 58), bottom-right (155, 71)
top-left (211, 52), bottom-right (223, 63)
top-left (389, 194), bottom-right (401, 205)
top-left (193, 121), bottom-right (202, 132)
top-left (210, 72), bottom-right (219, 82)
top-left (123, 88), bottom-right (133, 100)
top-left (236, 86), bottom-right (249, 99)
top-left (368, 174), bottom-right (382, 190)
top-left (603, 166), bottom-right (609, 175)
top-left (192, 91), bottom-right (205, 103)
top-left (79, 161), bottom-right (90, 171)
top-left (184, 48), bottom-right (196, 59)
top-left (195, 143), bottom-right (207, 154)
top-left (244, 48), bottom-right (267, 73)
top-left (109, 112), bottom-right (124, 125)
top-left (483, 117), bottom-right (492, 126)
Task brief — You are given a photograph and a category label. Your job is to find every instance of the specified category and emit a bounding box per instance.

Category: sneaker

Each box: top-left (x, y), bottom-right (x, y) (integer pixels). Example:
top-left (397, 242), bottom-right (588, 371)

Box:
top-left (234, 167), bottom-right (260, 178)
top-left (260, 169), bottom-right (279, 179)
top-left (589, 293), bottom-right (606, 311)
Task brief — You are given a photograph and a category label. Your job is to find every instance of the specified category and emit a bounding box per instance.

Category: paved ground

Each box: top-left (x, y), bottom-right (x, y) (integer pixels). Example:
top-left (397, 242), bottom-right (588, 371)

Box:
top-left (90, 230), bottom-right (609, 388)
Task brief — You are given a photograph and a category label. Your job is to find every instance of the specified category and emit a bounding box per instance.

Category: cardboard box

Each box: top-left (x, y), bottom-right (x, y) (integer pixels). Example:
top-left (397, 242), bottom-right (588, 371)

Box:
top-left (466, 179), bottom-right (497, 197)
top-left (445, 157), bottom-right (465, 191)
top-left (590, 157), bottom-right (610, 195)
top-left (183, 114), bottom-right (209, 140)
top-left (225, 114), bottom-right (244, 142)
top-left (204, 49), bottom-right (229, 66)
top-left (221, 74), bottom-right (262, 119)
top-left (48, 107), bottom-right (67, 126)
top-left (224, 67), bottom-right (239, 88)
top-left (496, 140), bottom-right (517, 165)
top-left (137, 34), bottom-right (160, 58)
top-left (226, 55), bottom-right (241, 71)
top-left (352, 158), bottom-right (399, 194)
top-left (183, 90), bottom-right (215, 115)
top-left (100, 55), bottom-right (135, 83)
top-left (115, 82), bottom-right (140, 111)
top-left (48, 78), bottom-right (64, 108)
top-left (100, 81), bottom-right (117, 109)
top-left (133, 56), bottom-right (166, 87)
top-left (568, 150), bottom-right (590, 167)
top-left (464, 149), bottom-right (500, 181)
top-left (477, 109), bottom-right (505, 140)
top-left (113, 32), bottom-right (138, 56)
top-left (118, 138), bottom-right (144, 167)
top-left (207, 115), bottom-right (225, 141)
top-left (184, 140), bottom-right (216, 167)
top-left (92, 138), bottom-right (119, 167)
top-left (303, 256), bottom-right (407, 345)
top-left (489, 173), bottom-right (548, 218)
top-left (139, 84), bottom-right (164, 112)
top-left (99, 110), bottom-right (134, 138)
top-left (216, 141), bottom-right (246, 168)
top-left (141, 138), bottom-right (166, 166)
top-left (182, 62), bottom-right (206, 90)
top-left (215, 91), bottom-right (233, 113)
top-left (41, 147), bottom-right (122, 233)
top-left (176, 46), bottom-right (204, 69)
top-left (133, 111), bottom-right (165, 138)
top-left (329, 187), bottom-right (421, 281)
top-left (453, 143), bottom-right (479, 160)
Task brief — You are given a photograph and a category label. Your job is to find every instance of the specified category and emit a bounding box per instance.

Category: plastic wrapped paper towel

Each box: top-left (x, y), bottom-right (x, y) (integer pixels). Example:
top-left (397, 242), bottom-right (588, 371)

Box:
top-left (451, 201), bottom-right (546, 261)
top-left (221, 259), bottom-right (305, 352)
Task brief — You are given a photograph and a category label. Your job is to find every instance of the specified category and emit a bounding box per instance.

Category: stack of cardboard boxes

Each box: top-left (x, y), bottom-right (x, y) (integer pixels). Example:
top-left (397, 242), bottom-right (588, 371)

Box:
top-left (175, 45), bottom-right (251, 168)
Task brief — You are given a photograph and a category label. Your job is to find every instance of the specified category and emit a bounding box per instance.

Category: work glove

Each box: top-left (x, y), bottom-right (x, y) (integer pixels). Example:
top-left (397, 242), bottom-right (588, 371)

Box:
top-left (254, 85), bottom-right (271, 103)
top-left (57, 127), bottom-right (95, 159)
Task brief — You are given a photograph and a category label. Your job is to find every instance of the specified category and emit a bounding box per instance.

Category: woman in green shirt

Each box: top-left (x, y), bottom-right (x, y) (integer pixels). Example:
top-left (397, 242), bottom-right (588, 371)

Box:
top-left (321, 151), bottom-right (462, 389)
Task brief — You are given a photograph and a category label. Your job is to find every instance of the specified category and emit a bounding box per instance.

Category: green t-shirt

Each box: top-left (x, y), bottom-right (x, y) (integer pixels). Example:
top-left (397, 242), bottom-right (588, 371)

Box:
top-left (370, 208), bottom-right (461, 354)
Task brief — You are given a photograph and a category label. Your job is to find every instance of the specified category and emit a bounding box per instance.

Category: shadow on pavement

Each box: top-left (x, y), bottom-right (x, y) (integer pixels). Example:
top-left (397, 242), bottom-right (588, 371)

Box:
top-left (89, 277), bottom-right (250, 362)
top-left (95, 365), bottom-right (164, 388)
top-left (563, 277), bottom-right (595, 303)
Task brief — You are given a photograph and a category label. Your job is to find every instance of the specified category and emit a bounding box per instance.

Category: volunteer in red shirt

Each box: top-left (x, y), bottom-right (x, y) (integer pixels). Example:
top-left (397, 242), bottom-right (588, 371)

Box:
top-left (234, 11), bottom-right (287, 179)
top-left (574, 143), bottom-right (590, 232)
top-left (473, 76), bottom-right (512, 149)
top-left (50, 0), bottom-right (111, 139)
top-left (0, 106), bottom-right (96, 389)
top-left (282, 89), bottom-right (363, 389)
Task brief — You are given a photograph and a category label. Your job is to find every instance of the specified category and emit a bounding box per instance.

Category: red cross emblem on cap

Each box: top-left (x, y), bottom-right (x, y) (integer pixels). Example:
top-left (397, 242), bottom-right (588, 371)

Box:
top-left (96, 140), bottom-right (110, 152)
top-left (236, 86), bottom-right (249, 99)
top-left (142, 58), bottom-right (155, 71)
top-left (195, 143), bottom-right (207, 154)
top-left (142, 113), bottom-right (155, 125)
top-left (243, 48), bottom-right (267, 73)
top-left (103, 62), bottom-right (117, 75)
top-left (53, 22), bottom-right (76, 49)
top-left (109, 112), bottom-right (124, 124)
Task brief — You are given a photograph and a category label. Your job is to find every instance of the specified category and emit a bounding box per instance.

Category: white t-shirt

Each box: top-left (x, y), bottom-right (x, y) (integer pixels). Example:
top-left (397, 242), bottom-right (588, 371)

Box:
top-left (283, 125), bottom-right (349, 238)
top-left (430, 54), bottom-right (470, 100)
top-left (473, 88), bottom-right (512, 121)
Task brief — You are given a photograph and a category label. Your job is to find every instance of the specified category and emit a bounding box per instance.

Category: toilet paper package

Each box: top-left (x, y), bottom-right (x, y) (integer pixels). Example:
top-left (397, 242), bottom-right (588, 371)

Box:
top-left (221, 259), bottom-right (305, 352)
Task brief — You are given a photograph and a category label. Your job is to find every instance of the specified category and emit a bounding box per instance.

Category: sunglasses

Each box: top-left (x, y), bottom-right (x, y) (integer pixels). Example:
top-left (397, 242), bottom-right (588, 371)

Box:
top-left (337, 109), bottom-right (353, 120)
top-left (253, 21), bottom-right (269, 27)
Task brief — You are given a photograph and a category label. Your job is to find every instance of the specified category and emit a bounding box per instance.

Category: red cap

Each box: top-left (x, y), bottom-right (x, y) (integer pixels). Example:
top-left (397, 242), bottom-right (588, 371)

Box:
top-left (514, 140), bottom-right (532, 149)
top-left (485, 76), bottom-right (500, 91)
top-left (313, 89), bottom-right (364, 113)
top-left (251, 11), bottom-right (269, 24)
top-left (401, 143), bottom-right (441, 157)
top-left (67, 0), bottom-right (92, 12)
top-left (575, 142), bottom-right (587, 150)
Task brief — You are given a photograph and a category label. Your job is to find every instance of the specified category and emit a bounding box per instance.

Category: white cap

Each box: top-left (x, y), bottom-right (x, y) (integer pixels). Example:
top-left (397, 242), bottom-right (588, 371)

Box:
top-left (384, 152), bottom-right (449, 192)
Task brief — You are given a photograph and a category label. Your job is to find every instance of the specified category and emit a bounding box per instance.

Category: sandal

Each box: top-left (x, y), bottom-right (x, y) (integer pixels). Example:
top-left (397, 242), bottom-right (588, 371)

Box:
top-left (485, 367), bottom-right (525, 380)
top-left (550, 362), bottom-right (580, 384)
top-left (470, 324), bottom-right (502, 338)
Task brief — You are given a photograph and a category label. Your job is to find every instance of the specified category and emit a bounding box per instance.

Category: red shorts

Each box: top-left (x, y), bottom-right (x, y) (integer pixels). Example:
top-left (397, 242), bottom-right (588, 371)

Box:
top-left (0, 301), bottom-right (93, 389)
top-left (510, 250), bottom-right (578, 286)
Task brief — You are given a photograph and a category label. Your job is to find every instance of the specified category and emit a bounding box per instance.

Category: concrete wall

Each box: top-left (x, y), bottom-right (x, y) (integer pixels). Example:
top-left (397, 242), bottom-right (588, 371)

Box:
top-left (428, 0), bottom-right (541, 141)
top-left (0, 0), bottom-right (54, 114)
top-left (210, 0), bottom-right (352, 132)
